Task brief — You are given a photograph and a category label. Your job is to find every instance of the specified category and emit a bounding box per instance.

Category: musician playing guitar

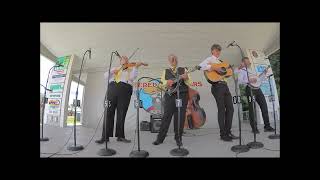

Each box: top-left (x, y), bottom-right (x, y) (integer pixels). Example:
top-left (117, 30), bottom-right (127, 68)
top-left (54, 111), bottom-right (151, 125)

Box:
top-left (236, 57), bottom-right (275, 133)
top-left (153, 54), bottom-right (192, 146)
top-left (197, 44), bottom-right (238, 142)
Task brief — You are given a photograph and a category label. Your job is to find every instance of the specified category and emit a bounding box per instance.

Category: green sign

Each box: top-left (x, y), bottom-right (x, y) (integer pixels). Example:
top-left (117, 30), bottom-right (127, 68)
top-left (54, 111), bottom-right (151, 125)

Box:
top-left (54, 56), bottom-right (70, 71)
top-left (50, 84), bottom-right (63, 92)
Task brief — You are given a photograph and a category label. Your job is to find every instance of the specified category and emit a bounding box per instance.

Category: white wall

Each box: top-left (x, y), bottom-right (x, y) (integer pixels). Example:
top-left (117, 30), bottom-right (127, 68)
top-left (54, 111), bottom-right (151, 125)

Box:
top-left (82, 51), bottom-right (245, 132)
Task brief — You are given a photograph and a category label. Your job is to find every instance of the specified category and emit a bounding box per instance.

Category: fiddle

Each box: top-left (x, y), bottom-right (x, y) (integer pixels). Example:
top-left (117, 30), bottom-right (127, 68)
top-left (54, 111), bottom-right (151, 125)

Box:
top-left (114, 62), bottom-right (148, 74)
top-left (122, 62), bottom-right (148, 69)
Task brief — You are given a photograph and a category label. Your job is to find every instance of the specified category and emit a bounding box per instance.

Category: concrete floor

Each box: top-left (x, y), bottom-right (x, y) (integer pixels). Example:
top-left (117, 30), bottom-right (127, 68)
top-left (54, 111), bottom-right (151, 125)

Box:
top-left (40, 122), bottom-right (280, 158)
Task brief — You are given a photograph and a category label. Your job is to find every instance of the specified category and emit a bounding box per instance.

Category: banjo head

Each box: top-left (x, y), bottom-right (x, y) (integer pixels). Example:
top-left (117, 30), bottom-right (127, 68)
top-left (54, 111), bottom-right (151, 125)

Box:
top-left (248, 75), bottom-right (261, 88)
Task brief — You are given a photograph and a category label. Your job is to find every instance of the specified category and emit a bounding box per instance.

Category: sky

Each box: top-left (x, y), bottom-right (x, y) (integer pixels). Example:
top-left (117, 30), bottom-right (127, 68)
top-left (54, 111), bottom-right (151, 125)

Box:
top-left (40, 54), bottom-right (84, 107)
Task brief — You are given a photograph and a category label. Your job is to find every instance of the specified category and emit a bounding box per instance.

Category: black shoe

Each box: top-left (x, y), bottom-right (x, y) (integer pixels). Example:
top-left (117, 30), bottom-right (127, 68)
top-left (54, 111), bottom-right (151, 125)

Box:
top-left (152, 140), bottom-right (163, 145)
top-left (264, 126), bottom-right (275, 132)
top-left (251, 129), bottom-right (260, 134)
top-left (220, 136), bottom-right (232, 142)
top-left (228, 133), bottom-right (239, 139)
top-left (117, 137), bottom-right (131, 143)
top-left (95, 138), bottom-right (109, 144)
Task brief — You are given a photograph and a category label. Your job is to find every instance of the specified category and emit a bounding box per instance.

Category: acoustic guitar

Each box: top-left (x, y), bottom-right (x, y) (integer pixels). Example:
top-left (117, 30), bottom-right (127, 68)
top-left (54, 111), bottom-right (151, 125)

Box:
top-left (204, 62), bottom-right (233, 83)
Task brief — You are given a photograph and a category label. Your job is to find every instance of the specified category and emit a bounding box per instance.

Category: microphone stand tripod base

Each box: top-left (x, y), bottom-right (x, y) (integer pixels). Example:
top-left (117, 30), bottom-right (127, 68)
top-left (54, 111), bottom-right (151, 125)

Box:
top-left (129, 150), bottom-right (149, 158)
top-left (67, 145), bottom-right (84, 151)
top-left (268, 134), bottom-right (280, 139)
top-left (97, 148), bottom-right (116, 156)
top-left (231, 144), bottom-right (250, 153)
top-left (247, 141), bottom-right (264, 149)
top-left (170, 147), bottom-right (189, 157)
top-left (40, 137), bottom-right (49, 141)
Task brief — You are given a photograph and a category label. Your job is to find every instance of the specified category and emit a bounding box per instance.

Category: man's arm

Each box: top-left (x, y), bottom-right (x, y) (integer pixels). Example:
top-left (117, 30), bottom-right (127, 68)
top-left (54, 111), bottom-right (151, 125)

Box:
top-left (160, 70), bottom-right (167, 87)
top-left (198, 57), bottom-right (212, 71)
top-left (104, 67), bottom-right (117, 80)
top-left (198, 57), bottom-right (221, 72)
top-left (129, 67), bottom-right (138, 81)
top-left (183, 68), bottom-right (192, 86)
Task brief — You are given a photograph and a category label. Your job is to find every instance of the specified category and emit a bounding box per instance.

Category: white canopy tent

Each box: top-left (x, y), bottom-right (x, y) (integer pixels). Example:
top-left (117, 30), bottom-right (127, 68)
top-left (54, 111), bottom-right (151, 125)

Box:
top-left (40, 23), bottom-right (279, 130)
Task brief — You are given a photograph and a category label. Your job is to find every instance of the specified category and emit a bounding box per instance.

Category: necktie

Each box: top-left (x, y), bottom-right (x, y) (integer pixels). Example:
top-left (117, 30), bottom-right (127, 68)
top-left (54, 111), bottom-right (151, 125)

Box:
top-left (115, 69), bottom-right (122, 83)
top-left (172, 67), bottom-right (176, 74)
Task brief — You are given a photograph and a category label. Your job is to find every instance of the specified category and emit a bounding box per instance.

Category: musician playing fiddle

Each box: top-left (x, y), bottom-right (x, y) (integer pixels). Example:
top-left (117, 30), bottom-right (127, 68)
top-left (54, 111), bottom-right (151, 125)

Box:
top-left (95, 56), bottom-right (145, 144)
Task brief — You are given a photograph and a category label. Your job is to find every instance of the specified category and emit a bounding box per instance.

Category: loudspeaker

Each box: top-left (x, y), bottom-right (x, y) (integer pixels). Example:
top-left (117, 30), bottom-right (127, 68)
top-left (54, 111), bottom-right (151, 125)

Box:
top-left (150, 114), bottom-right (162, 133)
top-left (140, 121), bottom-right (150, 131)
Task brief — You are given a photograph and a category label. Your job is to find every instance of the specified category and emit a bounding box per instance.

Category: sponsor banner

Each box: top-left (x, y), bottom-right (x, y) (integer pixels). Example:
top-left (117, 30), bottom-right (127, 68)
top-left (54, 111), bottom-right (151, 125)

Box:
top-left (49, 83), bottom-right (64, 93)
top-left (47, 99), bottom-right (61, 115)
top-left (50, 77), bottom-right (66, 83)
top-left (47, 92), bottom-right (62, 99)
top-left (52, 56), bottom-right (71, 75)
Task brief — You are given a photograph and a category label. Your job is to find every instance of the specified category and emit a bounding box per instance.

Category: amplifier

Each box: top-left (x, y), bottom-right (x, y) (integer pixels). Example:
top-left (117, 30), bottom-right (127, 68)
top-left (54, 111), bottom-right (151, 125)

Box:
top-left (150, 114), bottom-right (162, 133)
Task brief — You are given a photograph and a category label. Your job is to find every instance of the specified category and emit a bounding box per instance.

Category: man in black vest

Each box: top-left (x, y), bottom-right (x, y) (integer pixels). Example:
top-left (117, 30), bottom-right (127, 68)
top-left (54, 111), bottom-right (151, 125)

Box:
top-left (153, 54), bottom-right (192, 146)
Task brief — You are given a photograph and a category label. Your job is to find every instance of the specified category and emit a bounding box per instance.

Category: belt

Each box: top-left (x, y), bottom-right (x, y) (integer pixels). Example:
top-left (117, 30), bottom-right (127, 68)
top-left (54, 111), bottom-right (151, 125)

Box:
top-left (212, 81), bottom-right (226, 85)
top-left (110, 81), bottom-right (133, 88)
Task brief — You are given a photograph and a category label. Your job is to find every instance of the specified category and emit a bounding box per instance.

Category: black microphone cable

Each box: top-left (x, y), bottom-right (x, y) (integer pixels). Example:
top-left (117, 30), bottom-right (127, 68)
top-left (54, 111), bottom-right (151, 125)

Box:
top-left (41, 109), bottom-right (105, 157)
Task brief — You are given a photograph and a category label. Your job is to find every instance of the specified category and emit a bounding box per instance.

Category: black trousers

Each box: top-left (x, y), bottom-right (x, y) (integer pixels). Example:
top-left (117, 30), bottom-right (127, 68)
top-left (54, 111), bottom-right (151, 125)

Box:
top-left (101, 82), bottom-right (132, 139)
top-left (211, 82), bottom-right (234, 137)
top-left (245, 86), bottom-right (270, 130)
top-left (156, 92), bottom-right (188, 142)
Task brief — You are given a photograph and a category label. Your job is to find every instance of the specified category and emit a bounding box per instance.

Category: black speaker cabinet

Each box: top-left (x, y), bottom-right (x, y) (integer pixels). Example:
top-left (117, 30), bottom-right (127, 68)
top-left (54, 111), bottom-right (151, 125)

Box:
top-left (140, 121), bottom-right (150, 131)
top-left (150, 114), bottom-right (162, 133)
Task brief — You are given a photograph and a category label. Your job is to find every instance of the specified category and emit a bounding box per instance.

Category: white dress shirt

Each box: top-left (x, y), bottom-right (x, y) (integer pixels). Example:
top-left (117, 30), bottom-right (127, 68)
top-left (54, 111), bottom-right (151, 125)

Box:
top-left (104, 66), bottom-right (138, 86)
top-left (198, 55), bottom-right (227, 82)
top-left (236, 67), bottom-right (266, 85)
top-left (198, 55), bottom-right (221, 71)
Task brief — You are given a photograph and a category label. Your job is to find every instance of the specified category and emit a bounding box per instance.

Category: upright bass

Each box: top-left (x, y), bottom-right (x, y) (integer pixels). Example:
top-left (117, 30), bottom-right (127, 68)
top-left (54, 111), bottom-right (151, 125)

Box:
top-left (184, 87), bottom-right (206, 129)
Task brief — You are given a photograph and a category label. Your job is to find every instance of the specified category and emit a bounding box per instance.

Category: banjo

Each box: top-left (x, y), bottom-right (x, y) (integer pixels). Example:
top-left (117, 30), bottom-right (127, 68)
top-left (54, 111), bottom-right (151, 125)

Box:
top-left (247, 65), bottom-right (271, 89)
top-left (164, 66), bottom-right (199, 96)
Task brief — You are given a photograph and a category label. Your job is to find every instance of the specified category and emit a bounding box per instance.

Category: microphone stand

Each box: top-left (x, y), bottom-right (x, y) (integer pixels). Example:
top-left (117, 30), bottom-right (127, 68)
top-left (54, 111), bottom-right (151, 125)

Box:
top-left (234, 43), bottom-right (263, 149)
top-left (67, 49), bottom-right (91, 151)
top-left (169, 71), bottom-right (189, 157)
top-left (129, 76), bottom-right (159, 157)
top-left (267, 75), bottom-right (280, 139)
top-left (230, 66), bottom-right (250, 153)
top-left (97, 52), bottom-right (117, 156)
top-left (40, 64), bottom-right (60, 142)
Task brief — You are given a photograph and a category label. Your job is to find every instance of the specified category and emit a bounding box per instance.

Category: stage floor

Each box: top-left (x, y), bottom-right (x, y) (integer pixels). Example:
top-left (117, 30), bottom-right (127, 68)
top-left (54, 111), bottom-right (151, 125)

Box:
top-left (40, 122), bottom-right (280, 158)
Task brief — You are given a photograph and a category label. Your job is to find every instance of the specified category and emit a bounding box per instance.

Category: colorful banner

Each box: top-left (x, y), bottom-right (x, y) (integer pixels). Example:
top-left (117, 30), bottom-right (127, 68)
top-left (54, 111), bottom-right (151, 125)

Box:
top-left (45, 55), bottom-right (72, 126)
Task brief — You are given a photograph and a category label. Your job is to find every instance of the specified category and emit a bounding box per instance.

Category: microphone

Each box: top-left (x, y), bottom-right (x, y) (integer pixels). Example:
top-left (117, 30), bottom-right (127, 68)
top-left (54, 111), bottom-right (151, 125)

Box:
top-left (55, 63), bottom-right (63, 67)
top-left (227, 41), bottom-right (235, 48)
top-left (89, 48), bottom-right (92, 59)
top-left (115, 51), bottom-right (121, 59)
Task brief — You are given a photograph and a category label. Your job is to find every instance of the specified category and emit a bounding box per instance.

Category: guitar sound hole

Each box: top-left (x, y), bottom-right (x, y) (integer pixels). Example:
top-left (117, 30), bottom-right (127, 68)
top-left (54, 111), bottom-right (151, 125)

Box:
top-left (218, 67), bottom-right (227, 75)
